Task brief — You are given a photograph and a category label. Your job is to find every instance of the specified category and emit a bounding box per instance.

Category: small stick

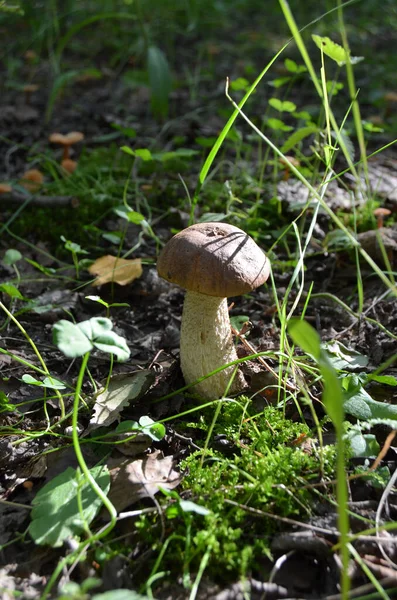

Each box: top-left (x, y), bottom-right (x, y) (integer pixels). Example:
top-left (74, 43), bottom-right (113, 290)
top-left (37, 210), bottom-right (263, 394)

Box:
top-left (0, 192), bottom-right (79, 207)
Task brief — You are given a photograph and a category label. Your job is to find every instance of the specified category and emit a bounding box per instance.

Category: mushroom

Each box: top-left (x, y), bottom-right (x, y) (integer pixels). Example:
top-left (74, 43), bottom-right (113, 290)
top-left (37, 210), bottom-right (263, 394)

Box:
top-left (20, 168), bottom-right (44, 192)
top-left (157, 222), bottom-right (270, 398)
top-left (0, 183), bottom-right (12, 194)
top-left (49, 131), bottom-right (84, 161)
top-left (279, 155), bottom-right (300, 180)
top-left (373, 207), bottom-right (391, 229)
top-left (61, 158), bottom-right (78, 174)
top-left (23, 83), bottom-right (39, 105)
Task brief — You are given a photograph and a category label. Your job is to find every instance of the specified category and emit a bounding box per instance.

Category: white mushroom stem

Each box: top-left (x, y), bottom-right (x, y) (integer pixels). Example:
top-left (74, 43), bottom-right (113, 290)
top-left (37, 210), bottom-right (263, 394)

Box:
top-left (180, 291), bottom-right (247, 399)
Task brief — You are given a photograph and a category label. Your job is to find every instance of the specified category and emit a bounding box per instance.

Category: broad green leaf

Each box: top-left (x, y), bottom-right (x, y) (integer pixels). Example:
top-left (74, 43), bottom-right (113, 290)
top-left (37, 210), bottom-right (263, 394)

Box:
top-left (346, 428), bottom-right (379, 458)
top-left (0, 283), bottom-right (25, 300)
top-left (60, 236), bottom-right (88, 255)
top-left (138, 416), bottom-right (166, 442)
top-left (326, 80), bottom-right (344, 96)
top-left (3, 249), bottom-right (22, 265)
top-left (269, 98), bottom-right (296, 112)
top-left (268, 76), bottom-right (291, 88)
top-left (22, 374), bottom-right (66, 389)
top-left (111, 124), bottom-right (136, 138)
top-left (312, 35), bottom-right (363, 66)
top-left (29, 465), bottom-right (110, 546)
top-left (120, 145), bottom-right (135, 156)
top-left (284, 58), bottom-right (306, 74)
top-left (127, 211), bottom-right (145, 224)
top-left (367, 374), bottom-right (397, 386)
top-left (147, 45), bottom-right (172, 119)
top-left (93, 331), bottom-right (130, 362)
top-left (53, 320), bottom-right (93, 357)
top-left (342, 375), bottom-right (397, 421)
top-left (322, 341), bottom-right (368, 371)
top-left (281, 125), bottom-right (318, 153)
top-left (134, 148), bottom-right (153, 161)
top-left (230, 77), bottom-right (250, 92)
top-left (267, 118), bottom-right (293, 132)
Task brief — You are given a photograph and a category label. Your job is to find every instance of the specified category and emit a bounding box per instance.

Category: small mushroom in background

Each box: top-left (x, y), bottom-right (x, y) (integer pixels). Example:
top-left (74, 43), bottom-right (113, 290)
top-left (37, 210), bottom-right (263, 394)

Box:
top-left (24, 50), bottom-right (37, 65)
top-left (49, 131), bottom-right (84, 161)
top-left (279, 155), bottom-right (301, 180)
top-left (23, 83), bottom-right (39, 106)
top-left (20, 168), bottom-right (44, 192)
top-left (373, 207), bottom-right (391, 229)
top-left (157, 222), bottom-right (270, 399)
top-left (0, 183), bottom-right (12, 194)
top-left (61, 158), bottom-right (78, 174)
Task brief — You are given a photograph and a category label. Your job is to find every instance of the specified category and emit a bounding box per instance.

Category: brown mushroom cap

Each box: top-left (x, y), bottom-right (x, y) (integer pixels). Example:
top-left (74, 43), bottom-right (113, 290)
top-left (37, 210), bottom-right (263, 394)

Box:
top-left (61, 158), bottom-right (78, 173)
top-left (157, 222), bottom-right (270, 298)
top-left (49, 131), bottom-right (84, 145)
top-left (0, 183), bottom-right (12, 193)
top-left (373, 207), bottom-right (391, 218)
top-left (23, 84), bottom-right (39, 93)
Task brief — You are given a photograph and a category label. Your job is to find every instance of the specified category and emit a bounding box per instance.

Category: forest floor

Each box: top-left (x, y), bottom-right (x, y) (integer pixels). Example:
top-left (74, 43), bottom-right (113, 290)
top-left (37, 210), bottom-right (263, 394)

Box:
top-left (1, 6), bottom-right (397, 599)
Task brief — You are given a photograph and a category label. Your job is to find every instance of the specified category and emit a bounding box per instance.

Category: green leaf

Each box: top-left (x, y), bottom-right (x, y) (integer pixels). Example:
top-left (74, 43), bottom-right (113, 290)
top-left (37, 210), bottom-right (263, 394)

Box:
top-left (147, 45), bottom-right (172, 119)
top-left (284, 58), bottom-right (307, 74)
top-left (29, 465), bottom-right (110, 546)
top-left (0, 283), bottom-right (25, 300)
top-left (312, 35), bottom-right (364, 66)
top-left (346, 428), bottom-right (379, 458)
top-left (138, 416), bottom-right (166, 442)
top-left (367, 374), bottom-right (397, 386)
top-left (322, 341), bottom-right (368, 371)
top-left (111, 124), bottom-right (136, 138)
top-left (93, 331), bottom-right (130, 362)
top-left (22, 374), bottom-right (66, 389)
top-left (134, 148), bottom-right (153, 161)
top-left (229, 77), bottom-right (250, 92)
top-left (53, 320), bottom-right (93, 358)
top-left (127, 211), bottom-right (145, 225)
top-left (342, 375), bottom-right (397, 421)
top-left (120, 145), bottom-right (135, 156)
top-left (3, 249), bottom-right (22, 265)
top-left (60, 236), bottom-right (88, 255)
top-left (268, 76), bottom-right (291, 89)
top-left (24, 258), bottom-right (56, 275)
top-left (267, 118), bottom-right (293, 132)
top-left (269, 98), bottom-right (296, 113)
top-left (281, 125), bottom-right (318, 153)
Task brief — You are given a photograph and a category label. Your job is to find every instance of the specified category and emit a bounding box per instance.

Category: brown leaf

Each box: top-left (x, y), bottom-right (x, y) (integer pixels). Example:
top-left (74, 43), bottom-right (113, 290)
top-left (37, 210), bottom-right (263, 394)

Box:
top-left (89, 370), bottom-right (155, 429)
top-left (88, 255), bottom-right (142, 286)
top-left (107, 451), bottom-right (181, 512)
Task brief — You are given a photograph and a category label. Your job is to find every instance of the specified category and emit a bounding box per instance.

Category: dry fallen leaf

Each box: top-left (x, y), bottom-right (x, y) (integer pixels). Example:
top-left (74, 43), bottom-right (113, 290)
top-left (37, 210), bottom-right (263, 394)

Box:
top-left (90, 370), bottom-right (155, 429)
top-left (106, 451), bottom-right (181, 512)
top-left (88, 254), bottom-right (142, 286)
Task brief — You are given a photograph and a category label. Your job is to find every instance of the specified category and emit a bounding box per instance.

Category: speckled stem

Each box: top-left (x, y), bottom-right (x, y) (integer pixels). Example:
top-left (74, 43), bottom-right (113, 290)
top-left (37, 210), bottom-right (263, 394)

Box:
top-left (180, 291), bottom-right (247, 399)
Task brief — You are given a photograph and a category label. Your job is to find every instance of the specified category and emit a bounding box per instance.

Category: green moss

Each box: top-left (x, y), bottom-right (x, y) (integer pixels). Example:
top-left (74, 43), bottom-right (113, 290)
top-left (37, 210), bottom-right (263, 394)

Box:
top-left (132, 403), bottom-right (338, 585)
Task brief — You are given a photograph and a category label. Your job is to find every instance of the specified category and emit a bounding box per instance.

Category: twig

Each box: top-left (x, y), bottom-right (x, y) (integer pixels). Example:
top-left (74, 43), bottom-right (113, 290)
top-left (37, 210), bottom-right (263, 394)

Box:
top-left (0, 192), bottom-right (79, 207)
